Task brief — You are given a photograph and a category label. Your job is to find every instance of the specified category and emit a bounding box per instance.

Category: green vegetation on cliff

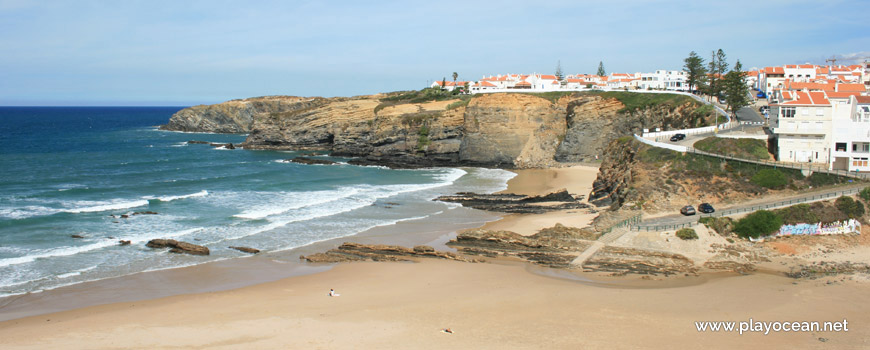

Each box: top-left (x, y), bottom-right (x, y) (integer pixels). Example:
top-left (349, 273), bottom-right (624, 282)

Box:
top-left (693, 137), bottom-right (769, 160)
top-left (632, 140), bottom-right (856, 192)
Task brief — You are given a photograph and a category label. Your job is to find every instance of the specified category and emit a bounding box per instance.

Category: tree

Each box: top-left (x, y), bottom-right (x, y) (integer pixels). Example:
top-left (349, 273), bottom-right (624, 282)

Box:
top-left (597, 61), bottom-right (606, 77)
top-left (706, 49), bottom-right (728, 101)
top-left (682, 51), bottom-right (706, 93)
top-left (441, 77), bottom-right (446, 91)
top-left (452, 72), bottom-right (458, 86)
top-left (555, 60), bottom-right (564, 81)
top-left (463, 81), bottom-right (470, 94)
top-left (723, 60), bottom-right (750, 117)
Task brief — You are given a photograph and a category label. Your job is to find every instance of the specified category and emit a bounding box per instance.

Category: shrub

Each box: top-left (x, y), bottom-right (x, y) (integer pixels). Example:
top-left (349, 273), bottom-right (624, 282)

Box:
top-left (860, 187), bottom-right (870, 202)
top-left (835, 196), bottom-right (865, 219)
top-left (699, 217), bottom-right (733, 236)
top-left (675, 228), bottom-right (698, 240)
top-left (807, 173), bottom-right (847, 187)
top-left (733, 210), bottom-right (782, 239)
top-left (773, 203), bottom-right (820, 225)
top-left (751, 169), bottom-right (787, 189)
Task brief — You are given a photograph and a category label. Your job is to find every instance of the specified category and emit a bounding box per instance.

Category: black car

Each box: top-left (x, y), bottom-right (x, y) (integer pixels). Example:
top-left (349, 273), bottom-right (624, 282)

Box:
top-left (698, 203), bottom-right (715, 213)
top-left (669, 133), bottom-right (686, 142)
top-left (680, 205), bottom-right (696, 216)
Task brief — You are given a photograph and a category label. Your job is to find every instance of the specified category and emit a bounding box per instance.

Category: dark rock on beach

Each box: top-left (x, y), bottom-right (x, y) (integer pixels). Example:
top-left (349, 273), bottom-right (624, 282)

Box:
top-left (447, 224), bottom-right (597, 268)
top-left (70, 234), bottom-right (85, 239)
top-left (229, 246), bottom-right (260, 254)
top-left (118, 240), bottom-right (131, 246)
top-left (300, 242), bottom-right (479, 263)
top-left (146, 239), bottom-right (210, 256)
top-left (434, 189), bottom-right (589, 214)
top-left (288, 157), bottom-right (337, 165)
top-left (132, 211), bottom-right (158, 216)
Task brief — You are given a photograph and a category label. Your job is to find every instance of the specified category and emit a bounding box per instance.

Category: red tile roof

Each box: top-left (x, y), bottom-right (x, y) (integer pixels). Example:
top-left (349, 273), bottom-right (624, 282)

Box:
top-left (855, 96), bottom-right (870, 104)
top-left (764, 67), bottom-right (784, 74)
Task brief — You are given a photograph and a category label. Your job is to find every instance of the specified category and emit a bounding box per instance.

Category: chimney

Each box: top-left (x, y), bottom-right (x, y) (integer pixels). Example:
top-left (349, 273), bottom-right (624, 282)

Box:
top-left (836, 83), bottom-right (839, 92)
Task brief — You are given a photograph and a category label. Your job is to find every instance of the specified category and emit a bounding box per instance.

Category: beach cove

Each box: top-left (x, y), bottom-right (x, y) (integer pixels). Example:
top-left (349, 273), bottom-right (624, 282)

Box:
top-left (2, 165), bottom-right (868, 349)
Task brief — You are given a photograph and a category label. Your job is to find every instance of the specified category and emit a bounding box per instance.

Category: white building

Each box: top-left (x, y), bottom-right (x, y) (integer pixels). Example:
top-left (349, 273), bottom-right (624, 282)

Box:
top-left (770, 90), bottom-right (833, 163)
top-left (636, 70), bottom-right (687, 91)
top-left (783, 64), bottom-right (817, 82)
top-left (830, 95), bottom-right (870, 171)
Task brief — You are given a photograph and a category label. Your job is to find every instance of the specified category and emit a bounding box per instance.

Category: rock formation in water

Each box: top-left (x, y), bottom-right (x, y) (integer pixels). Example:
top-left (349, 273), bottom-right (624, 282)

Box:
top-left (146, 239), bottom-right (210, 256)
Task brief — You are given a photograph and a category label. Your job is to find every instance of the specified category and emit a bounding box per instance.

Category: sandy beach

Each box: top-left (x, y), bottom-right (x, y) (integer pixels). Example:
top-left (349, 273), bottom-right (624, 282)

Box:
top-left (1, 165), bottom-right (868, 349)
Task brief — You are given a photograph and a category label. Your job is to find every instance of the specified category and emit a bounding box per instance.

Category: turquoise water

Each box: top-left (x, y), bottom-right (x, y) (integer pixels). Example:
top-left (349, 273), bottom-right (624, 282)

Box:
top-left (0, 107), bottom-right (514, 297)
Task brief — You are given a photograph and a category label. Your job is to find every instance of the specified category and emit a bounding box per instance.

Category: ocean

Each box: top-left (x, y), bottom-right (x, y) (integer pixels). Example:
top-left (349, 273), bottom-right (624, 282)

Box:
top-left (0, 107), bottom-right (514, 298)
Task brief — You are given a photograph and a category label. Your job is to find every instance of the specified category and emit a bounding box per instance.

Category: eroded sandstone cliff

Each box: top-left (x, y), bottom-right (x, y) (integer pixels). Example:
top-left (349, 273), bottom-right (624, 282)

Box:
top-left (161, 92), bottom-right (716, 169)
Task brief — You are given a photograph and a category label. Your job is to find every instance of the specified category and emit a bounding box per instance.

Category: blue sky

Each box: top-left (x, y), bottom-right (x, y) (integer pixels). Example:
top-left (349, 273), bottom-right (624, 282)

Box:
top-left (1, 0), bottom-right (868, 106)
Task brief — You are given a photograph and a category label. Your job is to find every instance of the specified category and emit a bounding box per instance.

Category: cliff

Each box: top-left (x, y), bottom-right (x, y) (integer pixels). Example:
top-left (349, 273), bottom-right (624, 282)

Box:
top-left (161, 91), bottom-right (716, 169)
top-left (159, 96), bottom-right (320, 133)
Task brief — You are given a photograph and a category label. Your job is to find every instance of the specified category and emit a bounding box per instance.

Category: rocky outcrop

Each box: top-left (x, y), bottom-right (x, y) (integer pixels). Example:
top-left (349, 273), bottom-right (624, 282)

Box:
top-left (161, 96), bottom-right (321, 133)
top-left (434, 189), bottom-right (589, 214)
top-left (447, 225), bottom-right (597, 267)
top-left (288, 157), bottom-right (337, 165)
top-left (582, 246), bottom-right (698, 276)
top-left (299, 242), bottom-right (478, 263)
top-left (229, 246), bottom-right (260, 254)
top-left (146, 239), bottom-right (210, 255)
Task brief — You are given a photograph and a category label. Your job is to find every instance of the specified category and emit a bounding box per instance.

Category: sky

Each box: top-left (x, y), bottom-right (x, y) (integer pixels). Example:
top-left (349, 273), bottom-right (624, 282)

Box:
top-left (1, 0), bottom-right (868, 106)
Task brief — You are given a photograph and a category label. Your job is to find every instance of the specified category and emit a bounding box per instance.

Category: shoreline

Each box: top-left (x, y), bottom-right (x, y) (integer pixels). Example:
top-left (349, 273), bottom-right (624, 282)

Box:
top-left (3, 164), bottom-right (869, 348)
top-left (0, 165), bottom-right (594, 322)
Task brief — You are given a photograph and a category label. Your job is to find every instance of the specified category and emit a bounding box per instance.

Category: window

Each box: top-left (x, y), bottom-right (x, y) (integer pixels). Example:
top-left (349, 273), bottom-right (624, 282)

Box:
top-left (781, 107), bottom-right (796, 118)
top-left (852, 157), bottom-right (868, 167)
top-left (836, 143), bottom-right (847, 151)
top-left (801, 108), bottom-right (809, 116)
top-left (816, 108), bottom-right (824, 116)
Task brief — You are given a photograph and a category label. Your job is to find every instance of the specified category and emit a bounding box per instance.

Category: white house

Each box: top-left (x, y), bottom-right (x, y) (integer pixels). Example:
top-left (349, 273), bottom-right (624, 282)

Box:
top-left (783, 64), bottom-right (817, 82)
top-left (830, 95), bottom-right (870, 171)
top-left (770, 90), bottom-right (833, 164)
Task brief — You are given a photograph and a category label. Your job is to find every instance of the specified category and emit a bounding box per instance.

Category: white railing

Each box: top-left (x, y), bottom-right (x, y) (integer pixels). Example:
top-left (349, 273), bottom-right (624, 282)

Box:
top-left (633, 134), bottom-right (687, 152)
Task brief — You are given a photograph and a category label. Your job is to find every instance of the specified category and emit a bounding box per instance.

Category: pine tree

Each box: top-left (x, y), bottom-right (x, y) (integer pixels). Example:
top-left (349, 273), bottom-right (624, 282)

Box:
top-left (441, 77), bottom-right (446, 91)
top-left (723, 60), bottom-right (750, 117)
top-left (682, 51), bottom-right (706, 93)
top-left (597, 61), bottom-right (606, 77)
top-left (706, 49), bottom-right (728, 101)
top-left (555, 60), bottom-right (564, 81)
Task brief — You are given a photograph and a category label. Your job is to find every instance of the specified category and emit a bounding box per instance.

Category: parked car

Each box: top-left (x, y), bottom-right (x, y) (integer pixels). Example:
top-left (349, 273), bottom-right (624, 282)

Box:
top-left (669, 133), bottom-right (686, 142)
top-left (698, 203), bottom-right (715, 213)
top-left (680, 205), bottom-right (696, 216)
top-left (759, 106), bottom-right (770, 113)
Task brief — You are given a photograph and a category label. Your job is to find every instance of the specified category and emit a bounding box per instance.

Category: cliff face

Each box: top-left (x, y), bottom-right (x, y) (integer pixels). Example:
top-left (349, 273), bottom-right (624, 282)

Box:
top-left (160, 92), bottom-right (715, 169)
top-left (555, 95), bottom-right (710, 163)
top-left (461, 93), bottom-right (565, 168)
top-left (159, 96), bottom-right (319, 133)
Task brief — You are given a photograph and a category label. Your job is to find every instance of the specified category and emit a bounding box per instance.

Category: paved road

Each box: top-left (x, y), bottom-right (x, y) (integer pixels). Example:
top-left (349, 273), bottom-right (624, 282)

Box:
top-left (735, 106), bottom-right (765, 124)
top-left (634, 183), bottom-right (867, 230)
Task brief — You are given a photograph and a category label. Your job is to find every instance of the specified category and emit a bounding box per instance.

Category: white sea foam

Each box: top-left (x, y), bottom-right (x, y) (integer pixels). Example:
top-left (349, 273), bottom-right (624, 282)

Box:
top-left (145, 190), bottom-right (208, 202)
top-left (63, 199), bottom-right (150, 214)
top-left (233, 188), bottom-right (360, 220)
top-left (0, 205), bottom-right (60, 220)
top-left (0, 227), bottom-right (204, 268)
top-left (57, 265), bottom-right (98, 279)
